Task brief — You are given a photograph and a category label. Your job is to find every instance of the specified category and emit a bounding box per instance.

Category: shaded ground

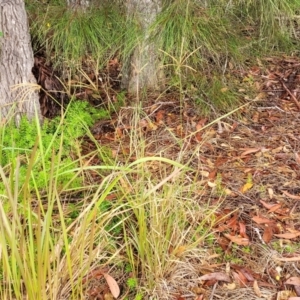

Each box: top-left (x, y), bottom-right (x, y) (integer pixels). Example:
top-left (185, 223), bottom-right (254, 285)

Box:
top-left (82, 56), bottom-right (300, 299)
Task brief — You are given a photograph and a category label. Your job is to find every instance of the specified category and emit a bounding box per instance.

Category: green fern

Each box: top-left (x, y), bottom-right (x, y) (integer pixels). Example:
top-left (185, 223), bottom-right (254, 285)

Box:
top-left (0, 101), bottom-right (105, 196)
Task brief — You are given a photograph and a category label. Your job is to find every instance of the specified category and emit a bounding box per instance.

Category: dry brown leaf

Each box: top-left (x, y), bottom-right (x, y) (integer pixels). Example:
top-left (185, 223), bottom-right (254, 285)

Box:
top-left (103, 273), bottom-right (120, 299)
top-left (252, 215), bottom-right (274, 225)
top-left (240, 148), bottom-right (261, 157)
top-left (232, 271), bottom-right (245, 286)
top-left (239, 222), bottom-right (249, 239)
top-left (198, 272), bottom-right (231, 282)
top-left (268, 203), bottom-right (282, 213)
top-left (285, 277), bottom-right (300, 286)
top-left (253, 280), bottom-right (262, 297)
top-left (263, 226), bottom-right (273, 243)
top-left (236, 270), bottom-right (248, 285)
top-left (283, 191), bottom-right (300, 200)
top-left (223, 233), bottom-right (250, 246)
top-left (274, 232), bottom-right (300, 239)
top-left (260, 199), bottom-right (277, 210)
top-left (155, 110), bottom-right (165, 124)
top-left (295, 285), bottom-right (300, 297)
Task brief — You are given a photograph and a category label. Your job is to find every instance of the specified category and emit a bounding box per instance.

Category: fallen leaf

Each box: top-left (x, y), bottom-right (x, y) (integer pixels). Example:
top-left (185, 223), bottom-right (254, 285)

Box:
top-left (235, 269), bottom-right (248, 285)
top-left (253, 280), bottom-right (262, 297)
top-left (274, 232), bottom-right (300, 239)
top-left (283, 191), bottom-right (300, 200)
top-left (240, 148), bottom-right (261, 157)
top-left (276, 290), bottom-right (294, 300)
top-left (260, 199), bottom-right (277, 210)
top-left (155, 110), bottom-right (165, 124)
top-left (252, 215), bottom-right (274, 225)
top-left (223, 233), bottom-right (250, 246)
top-left (232, 271), bottom-right (246, 286)
top-left (239, 222), bottom-right (249, 239)
top-left (268, 203), bottom-right (282, 213)
top-left (225, 282), bottom-right (236, 290)
top-left (295, 285), bottom-right (300, 297)
top-left (103, 273), bottom-right (120, 299)
top-left (268, 188), bottom-right (274, 199)
top-left (263, 226), bottom-right (273, 243)
top-left (241, 182), bottom-right (253, 193)
top-left (285, 277), bottom-right (300, 286)
top-left (198, 272), bottom-right (231, 282)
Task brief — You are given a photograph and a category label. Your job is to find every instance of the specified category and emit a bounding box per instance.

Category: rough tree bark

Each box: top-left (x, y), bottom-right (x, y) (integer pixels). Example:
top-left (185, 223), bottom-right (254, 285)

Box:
top-left (0, 0), bottom-right (41, 122)
top-left (122, 0), bottom-right (164, 94)
top-left (67, 0), bottom-right (90, 11)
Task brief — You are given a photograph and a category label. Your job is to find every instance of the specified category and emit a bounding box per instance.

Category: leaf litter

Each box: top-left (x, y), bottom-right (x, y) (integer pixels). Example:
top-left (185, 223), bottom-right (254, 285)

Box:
top-left (79, 56), bottom-right (300, 299)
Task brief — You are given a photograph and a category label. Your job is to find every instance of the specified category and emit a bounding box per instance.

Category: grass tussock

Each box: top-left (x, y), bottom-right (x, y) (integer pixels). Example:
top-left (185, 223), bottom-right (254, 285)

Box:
top-left (26, 0), bottom-right (300, 112)
top-left (0, 106), bottom-right (222, 299)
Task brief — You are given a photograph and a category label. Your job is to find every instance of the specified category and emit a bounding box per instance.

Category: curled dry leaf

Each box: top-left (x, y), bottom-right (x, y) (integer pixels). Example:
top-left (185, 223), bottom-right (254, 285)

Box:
top-left (282, 191), bottom-right (300, 200)
top-left (285, 277), bottom-right (300, 286)
top-left (274, 232), bottom-right (300, 239)
top-left (262, 226), bottom-right (273, 243)
top-left (223, 233), bottom-right (250, 246)
top-left (225, 282), bottom-right (236, 290)
top-left (252, 215), bottom-right (274, 225)
top-left (103, 273), bottom-right (120, 299)
top-left (240, 147), bottom-right (261, 157)
top-left (253, 280), bottom-right (262, 298)
top-left (239, 222), bottom-right (249, 239)
top-left (198, 272), bottom-right (231, 282)
top-left (260, 200), bottom-right (281, 211)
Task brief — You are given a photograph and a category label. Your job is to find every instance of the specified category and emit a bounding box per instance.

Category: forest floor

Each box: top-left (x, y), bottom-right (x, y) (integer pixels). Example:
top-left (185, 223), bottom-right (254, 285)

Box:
top-left (78, 55), bottom-right (300, 300)
top-left (28, 53), bottom-right (300, 299)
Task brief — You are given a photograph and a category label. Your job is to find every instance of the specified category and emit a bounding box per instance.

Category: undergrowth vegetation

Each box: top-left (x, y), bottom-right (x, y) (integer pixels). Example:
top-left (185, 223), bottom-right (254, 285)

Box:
top-left (1, 0), bottom-right (300, 298)
top-left (26, 0), bottom-right (300, 112)
top-left (0, 103), bottom-right (220, 298)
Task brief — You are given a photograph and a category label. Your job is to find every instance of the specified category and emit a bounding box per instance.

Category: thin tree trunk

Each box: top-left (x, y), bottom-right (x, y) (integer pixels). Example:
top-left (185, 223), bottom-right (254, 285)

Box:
top-left (122, 0), bottom-right (164, 94)
top-left (0, 0), bottom-right (41, 123)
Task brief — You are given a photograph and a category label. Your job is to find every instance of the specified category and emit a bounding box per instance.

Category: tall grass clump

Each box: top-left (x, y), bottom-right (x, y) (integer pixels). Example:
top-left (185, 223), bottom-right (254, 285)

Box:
top-left (0, 108), bottom-right (132, 299)
top-left (103, 107), bottom-right (223, 298)
top-left (0, 109), bottom-right (221, 299)
top-left (224, 0), bottom-right (299, 52)
top-left (153, 0), bottom-right (240, 77)
top-left (27, 1), bottom-right (132, 70)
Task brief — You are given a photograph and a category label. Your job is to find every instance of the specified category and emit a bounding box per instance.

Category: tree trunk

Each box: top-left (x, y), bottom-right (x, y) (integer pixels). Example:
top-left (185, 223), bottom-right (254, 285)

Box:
top-left (0, 0), bottom-right (41, 123)
top-left (67, 0), bottom-right (90, 11)
top-left (122, 0), bottom-right (164, 94)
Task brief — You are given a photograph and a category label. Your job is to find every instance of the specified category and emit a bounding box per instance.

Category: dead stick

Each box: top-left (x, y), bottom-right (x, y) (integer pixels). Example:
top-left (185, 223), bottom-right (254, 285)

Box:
top-left (281, 80), bottom-right (300, 111)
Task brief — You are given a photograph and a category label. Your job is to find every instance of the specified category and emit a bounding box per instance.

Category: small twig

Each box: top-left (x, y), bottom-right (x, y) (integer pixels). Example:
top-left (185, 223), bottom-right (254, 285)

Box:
top-left (280, 80), bottom-right (300, 111)
top-left (293, 263), bottom-right (300, 275)
top-left (253, 227), bottom-right (265, 245)
top-left (209, 282), bottom-right (218, 300)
